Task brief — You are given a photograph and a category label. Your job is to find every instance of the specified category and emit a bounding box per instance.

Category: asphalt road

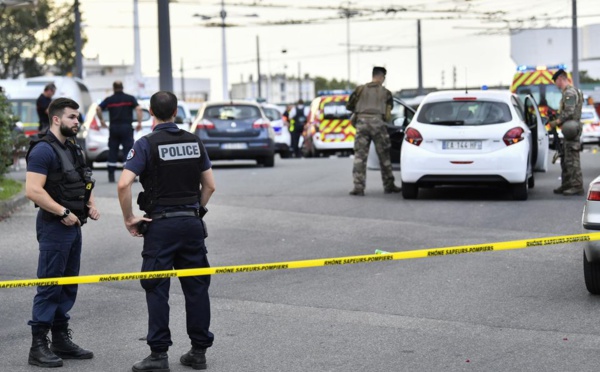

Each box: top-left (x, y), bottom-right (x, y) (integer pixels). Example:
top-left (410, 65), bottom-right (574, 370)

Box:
top-left (2, 151), bottom-right (600, 372)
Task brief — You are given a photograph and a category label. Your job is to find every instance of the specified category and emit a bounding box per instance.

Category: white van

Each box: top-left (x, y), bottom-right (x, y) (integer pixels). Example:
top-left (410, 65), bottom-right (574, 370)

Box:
top-left (0, 76), bottom-right (93, 136)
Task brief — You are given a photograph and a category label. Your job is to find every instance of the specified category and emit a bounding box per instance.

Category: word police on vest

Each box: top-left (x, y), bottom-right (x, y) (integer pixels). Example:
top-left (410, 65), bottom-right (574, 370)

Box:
top-left (158, 143), bottom-right (201, 161)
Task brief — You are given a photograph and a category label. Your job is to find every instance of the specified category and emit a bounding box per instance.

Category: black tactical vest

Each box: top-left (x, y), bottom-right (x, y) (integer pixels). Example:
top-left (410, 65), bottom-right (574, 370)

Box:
top-left (138, 129), bottom-right (205, 213)
top-left (26, 134), bottom-right (92, 220)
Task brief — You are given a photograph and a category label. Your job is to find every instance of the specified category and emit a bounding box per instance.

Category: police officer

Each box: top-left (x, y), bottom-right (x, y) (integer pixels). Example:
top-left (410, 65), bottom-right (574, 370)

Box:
top-left (117, 91), bottom-right (216, 371)
top-left (97, 81), bottom-right (142, 183)
top-left (36, 83), bottom-right (56, 133)
top-left (287, 99), bottom-right (308, 158)
top-left (25, 97), bottom-right (100, 368)
top-left (346, 66), bottom-right (402, 196)
top-left (548, 69), bottom-right (584, 196)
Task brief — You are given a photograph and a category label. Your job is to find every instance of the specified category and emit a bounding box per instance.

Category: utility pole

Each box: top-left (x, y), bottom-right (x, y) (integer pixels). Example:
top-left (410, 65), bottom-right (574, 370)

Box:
top-left (74, 0), bottom-right (82, 79)
top-left (298, 61), bottom-right (301, 101)
top-left (256, 35), bottom-right (262, 99)
top-left (133, 0), bottom-right (143, 97)
top-left (417, 19), bottom-right (423, 96)
top-left (180, 58), bottom-right (186, 101)
top-left (572, 0), bottom-right (580, 88)
top-left (220, 0), bottom-right (229, 100)
top-left (157, 0), bottom-right (173, 91)
top-left (345, 1), bottom-right (352, 90)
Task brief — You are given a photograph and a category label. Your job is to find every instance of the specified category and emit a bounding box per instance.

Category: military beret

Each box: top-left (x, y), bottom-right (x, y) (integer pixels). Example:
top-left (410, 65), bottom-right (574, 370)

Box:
top-left (373, 66), bottom-right (387, 76)
top-left (552, 69), bottom-right (567, 82)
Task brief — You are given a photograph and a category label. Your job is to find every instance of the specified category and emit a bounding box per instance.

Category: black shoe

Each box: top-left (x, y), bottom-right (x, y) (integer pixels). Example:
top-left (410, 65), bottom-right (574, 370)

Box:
top-left (132, 352), bottom-right (169, 372)
top-left (50, 327), bottom-right (93, 359)
top-left (180, 347), bottom-right (207, 370)
top-left (384, 185), bottom-right (402, 194)
top-left (563, 188), bottom-right (584, 196)
top-left (553, 186), bottom-right (565, 194)
top-left (349, 189), bottom-right (365, 196)
top-left (29, 328), bottom-right (63, 368)
top-left (108, 173), bottom-right (115, 183)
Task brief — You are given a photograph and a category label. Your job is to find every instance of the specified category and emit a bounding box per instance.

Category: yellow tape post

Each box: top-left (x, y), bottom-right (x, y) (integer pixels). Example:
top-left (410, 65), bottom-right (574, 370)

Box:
top-left (0, 232), bottom-right (598, 289)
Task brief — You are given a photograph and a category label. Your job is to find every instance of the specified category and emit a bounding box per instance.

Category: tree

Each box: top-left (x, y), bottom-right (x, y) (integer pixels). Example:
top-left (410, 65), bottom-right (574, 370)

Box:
top-left (580, 70), bottom-right (600, 84)
top-left (0, 90), bottom-right (17, 177)
top-left (314, 76), bottom-right (357, 92)
top-left (0, 0), bottom-right (87, 78)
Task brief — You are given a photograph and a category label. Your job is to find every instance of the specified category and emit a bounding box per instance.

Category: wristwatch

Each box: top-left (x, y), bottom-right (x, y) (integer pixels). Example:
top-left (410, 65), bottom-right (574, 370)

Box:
top-left (61, 208), bottom-right (71, 219)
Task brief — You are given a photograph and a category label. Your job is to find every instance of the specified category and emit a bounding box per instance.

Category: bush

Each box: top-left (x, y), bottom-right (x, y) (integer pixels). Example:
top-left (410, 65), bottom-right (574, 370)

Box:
top-left (0, 91), bottom-right (20, 178)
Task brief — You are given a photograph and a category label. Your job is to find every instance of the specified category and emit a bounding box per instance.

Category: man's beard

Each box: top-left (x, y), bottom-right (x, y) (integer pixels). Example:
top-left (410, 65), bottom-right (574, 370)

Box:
top-left (60, 123), bottom-right (78, 137)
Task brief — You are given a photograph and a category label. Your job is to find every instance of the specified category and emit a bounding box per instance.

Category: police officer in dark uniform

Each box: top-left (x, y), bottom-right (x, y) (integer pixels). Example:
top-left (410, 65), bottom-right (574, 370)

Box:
top-left (288, 99), bottom-right (308, 158)
top-left (36, 83), bottom-right (56, 133)
top-left (97, 81), bottom-right (143, 183)
top-left (25, 98), bottom-right (100, 368)
top-left (117, 91), bottom-right (216, 372)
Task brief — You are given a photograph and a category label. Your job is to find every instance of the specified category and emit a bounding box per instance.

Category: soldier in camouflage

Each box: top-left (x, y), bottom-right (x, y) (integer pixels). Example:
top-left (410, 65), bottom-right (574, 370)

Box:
top-left (548, 69), bottom-right (584, 196)
top-left (346, 66), bottom-right (402, 196)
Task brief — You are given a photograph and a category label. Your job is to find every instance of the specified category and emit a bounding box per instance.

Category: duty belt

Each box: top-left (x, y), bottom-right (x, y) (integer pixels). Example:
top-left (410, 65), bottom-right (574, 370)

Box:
top-left (149, 209), bottom-right (199, 219)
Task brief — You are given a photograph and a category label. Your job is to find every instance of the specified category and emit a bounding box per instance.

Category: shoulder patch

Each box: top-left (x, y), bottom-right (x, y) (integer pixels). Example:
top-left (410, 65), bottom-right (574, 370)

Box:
top-left (126, 149), bottom-right (135, 160)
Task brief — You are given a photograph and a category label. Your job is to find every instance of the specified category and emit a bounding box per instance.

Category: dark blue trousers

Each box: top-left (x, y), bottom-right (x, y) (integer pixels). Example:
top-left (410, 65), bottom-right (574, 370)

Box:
top-left (141, 216), bottom-right (213, 352)
top-left (107, 124), bottom-right (134, 173)
top-left (29, 211), bottom-right (82, 330)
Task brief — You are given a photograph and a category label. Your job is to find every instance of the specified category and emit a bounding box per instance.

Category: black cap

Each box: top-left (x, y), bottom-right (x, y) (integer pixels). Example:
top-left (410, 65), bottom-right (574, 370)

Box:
top-left (372, 66), bottom-right (387, 76)
top-left (552, 69), bottom-right (566, 82)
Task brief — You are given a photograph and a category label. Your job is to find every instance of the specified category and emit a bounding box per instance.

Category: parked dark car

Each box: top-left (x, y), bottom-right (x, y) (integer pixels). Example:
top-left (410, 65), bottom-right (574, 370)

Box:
top-left (190, 101), bottom-right (276, 167)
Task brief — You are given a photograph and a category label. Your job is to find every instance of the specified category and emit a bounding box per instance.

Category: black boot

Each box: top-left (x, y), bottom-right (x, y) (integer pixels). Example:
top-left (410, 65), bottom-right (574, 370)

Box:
top-left (50, 326), bottom-right (94, 359)
top-left (29, 327), bottom-right (63, 368)
top-left (132, 351), bottom-right (170, 372)
top-left (108, 172), bottom-right (115, 183)
top-left (180, 347), bottom-right (207, 370)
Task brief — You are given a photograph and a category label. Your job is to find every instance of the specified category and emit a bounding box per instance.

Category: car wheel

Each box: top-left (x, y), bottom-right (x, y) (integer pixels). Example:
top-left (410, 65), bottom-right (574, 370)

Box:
top-left (584, 250), bottom-right (600, 294)
top-left (528, 175), bottom-right (535, 189)
top-left (511, 181), bottom-right (528, 201)
top-left (401, 182), bottom-right (418, 199)
top-left (257, 154), bottom-right (275, 167)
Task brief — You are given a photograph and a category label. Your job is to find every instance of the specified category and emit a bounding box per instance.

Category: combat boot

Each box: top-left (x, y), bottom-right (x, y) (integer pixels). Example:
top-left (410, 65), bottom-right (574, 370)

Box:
top-left (108, 172), bottom-right (115, 183)
top-left (132, 351), bottom-right (169, 372)
top-left (29, 327), bottom-right (63, 368)
top-left (180, 346), bottom-right (207, 370)
top-left (384, 185), bottom-right (402, 194)
top-left (50, 325), bottom-right (93, 359)
top-left (553, 186), bottom-right (565, 194)
top-left (563, 188), bottom-right (584, 196)
top-left (349, 189), bottom-right (365, 196)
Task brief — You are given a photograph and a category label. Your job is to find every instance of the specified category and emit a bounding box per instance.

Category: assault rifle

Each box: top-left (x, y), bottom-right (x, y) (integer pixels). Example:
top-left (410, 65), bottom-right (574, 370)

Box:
top-left (547, 108), bottom-right (563, 164)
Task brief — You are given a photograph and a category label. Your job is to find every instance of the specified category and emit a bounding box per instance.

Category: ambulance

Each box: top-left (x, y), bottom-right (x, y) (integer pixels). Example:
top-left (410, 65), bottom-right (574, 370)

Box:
top-left (302, 90), bottom-right (355, 157)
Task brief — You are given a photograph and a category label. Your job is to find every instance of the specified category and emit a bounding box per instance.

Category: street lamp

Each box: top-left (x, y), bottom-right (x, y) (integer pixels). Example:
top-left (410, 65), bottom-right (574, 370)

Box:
top-left (194, 0), bottom-right (258, 100)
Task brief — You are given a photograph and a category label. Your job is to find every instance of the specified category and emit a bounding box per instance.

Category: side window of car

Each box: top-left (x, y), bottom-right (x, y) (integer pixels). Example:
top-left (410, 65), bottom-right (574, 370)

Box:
top-left (391, 101), bottom-right (405, 127)
top-left (512, 97), bottom-right (525, 121)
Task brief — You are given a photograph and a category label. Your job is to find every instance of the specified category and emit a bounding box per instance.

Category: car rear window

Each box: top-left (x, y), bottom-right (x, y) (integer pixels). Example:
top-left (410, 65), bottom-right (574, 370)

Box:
top-left (205, 105), bottom-right (261, 120)
top-left (323, 101), bottom-right (351, 120)
top-left (417, 100), bottom-right (512, 125)
top-left (263, 108), bottom-right (281, 121)
top-left (582, 111), bottom-right (597, 120)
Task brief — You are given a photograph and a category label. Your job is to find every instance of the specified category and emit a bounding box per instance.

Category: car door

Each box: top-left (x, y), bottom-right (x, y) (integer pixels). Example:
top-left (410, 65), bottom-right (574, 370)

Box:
top-left (523, 95), bottom-right (549, 172)
top-left (366, 98), bottom-right (415, 169)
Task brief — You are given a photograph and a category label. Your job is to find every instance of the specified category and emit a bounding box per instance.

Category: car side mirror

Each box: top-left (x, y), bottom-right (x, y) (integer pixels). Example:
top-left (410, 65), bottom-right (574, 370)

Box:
top-left (175, 116), bottom-right (184, 124)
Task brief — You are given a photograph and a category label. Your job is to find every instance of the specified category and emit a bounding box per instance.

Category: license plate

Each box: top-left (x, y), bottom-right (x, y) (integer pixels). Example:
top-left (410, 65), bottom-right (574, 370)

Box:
top-left (324, 133), bottom-right (346, 140)
top-left (221, 143), bottom-right (248, 150)
top-left (442, 140), bottom-right (482, 150)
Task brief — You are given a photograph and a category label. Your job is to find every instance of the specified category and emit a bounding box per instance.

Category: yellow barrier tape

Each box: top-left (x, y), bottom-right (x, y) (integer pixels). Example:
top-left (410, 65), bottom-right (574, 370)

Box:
top-left (0, 232), bottom-right (597, 289)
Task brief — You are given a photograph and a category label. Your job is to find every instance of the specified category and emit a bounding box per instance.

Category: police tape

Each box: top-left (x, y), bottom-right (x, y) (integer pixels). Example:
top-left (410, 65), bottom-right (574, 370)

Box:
top-left (0, 232), bottom-right (598, 289)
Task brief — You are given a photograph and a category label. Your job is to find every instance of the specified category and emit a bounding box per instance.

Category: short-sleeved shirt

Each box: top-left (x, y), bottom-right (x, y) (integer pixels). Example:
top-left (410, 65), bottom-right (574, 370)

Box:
top-left (98, 92), bottom-right (139, 126)
top-left (125, 123), bottom-right (211, 213)
top-left (27, 132), bottom-right (74, 177)
top-left (36, 94), bottom-right (52, 126)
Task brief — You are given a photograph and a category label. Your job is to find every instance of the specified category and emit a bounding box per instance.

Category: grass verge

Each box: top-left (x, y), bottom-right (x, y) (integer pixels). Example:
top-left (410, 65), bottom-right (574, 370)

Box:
top-left (0, 177), bottom-right (23, 201)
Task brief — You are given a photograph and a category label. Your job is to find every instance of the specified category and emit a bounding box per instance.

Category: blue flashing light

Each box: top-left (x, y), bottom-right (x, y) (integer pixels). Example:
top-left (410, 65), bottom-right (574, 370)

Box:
top-left (516, 64), bottom-right (568, 72)
top-left (481, 85), bottom-right (488, 91)
top-left (317, 89), bottom-right (353, 96)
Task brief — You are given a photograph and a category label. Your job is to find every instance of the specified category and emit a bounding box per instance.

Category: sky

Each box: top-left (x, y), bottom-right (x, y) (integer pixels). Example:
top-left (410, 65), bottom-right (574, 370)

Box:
top-left (73, 0), bottom-right (600, 99)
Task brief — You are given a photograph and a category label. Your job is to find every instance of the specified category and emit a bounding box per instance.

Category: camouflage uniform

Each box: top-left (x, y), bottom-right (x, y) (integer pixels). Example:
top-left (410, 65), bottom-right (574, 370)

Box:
top-left (556, 84), bottom-right (584, 195)
top-left (346, 82), bottom-right (398, 194)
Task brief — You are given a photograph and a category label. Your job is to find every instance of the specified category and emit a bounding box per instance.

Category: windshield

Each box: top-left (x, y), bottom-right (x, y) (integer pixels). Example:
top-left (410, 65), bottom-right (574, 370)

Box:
top-left (582, 111), bottom-right (598, 120)
top-left (516, 84), bottom-right (562, 110)
top-left (322, 101), bottom-right (351, 120)
top-left (10, 99), bottom-right (38, 123)
top-left (417, 100), bottom-right (512, 125)
top-left (205, 105), bottom-right (261, 120)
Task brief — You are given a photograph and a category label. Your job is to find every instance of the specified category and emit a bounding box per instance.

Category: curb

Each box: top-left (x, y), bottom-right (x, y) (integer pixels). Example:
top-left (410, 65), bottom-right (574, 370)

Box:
top-left (0, 191), bottom-right (29, 221)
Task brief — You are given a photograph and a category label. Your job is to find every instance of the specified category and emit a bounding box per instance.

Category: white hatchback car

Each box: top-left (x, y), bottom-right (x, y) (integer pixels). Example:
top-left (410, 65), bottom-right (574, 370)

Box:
top-left (400, 90), bottom-right (549, 200)
top-left (580, 106), bottom-right (600, 148)
top-left (262, 103), bottom-right (291, 158)
top-left (582, 176), bottom-right (600, 294)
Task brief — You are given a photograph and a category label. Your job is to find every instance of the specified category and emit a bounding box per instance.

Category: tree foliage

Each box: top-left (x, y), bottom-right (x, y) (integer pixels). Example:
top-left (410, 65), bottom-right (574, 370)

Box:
top-left (0, 0), bottom-right (87, 78)
top-left (0, 91), bottom-right (18, 177)
top-left (580, 70), bottom-right (600, 84)
top-left (314, 76), bottom-right (357, 92)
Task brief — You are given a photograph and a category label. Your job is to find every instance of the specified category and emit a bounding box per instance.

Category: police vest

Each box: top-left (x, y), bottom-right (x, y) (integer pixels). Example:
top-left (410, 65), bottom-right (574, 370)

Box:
top-left (291, 106), bottom-right (307, 132)
top-left (355, 83), bottom-right (387, 116)
top-left (26, 135), bottom-right (92, 220)
top-left (138, 129), bottom-right (205, 213)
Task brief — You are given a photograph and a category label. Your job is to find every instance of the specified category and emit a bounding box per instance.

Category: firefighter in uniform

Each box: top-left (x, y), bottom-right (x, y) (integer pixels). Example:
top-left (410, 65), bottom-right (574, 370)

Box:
top-left (117, 91), bottom-right (216, 372)
top-left (548, 69), bottom-right (584, 196)
top-left (97, 81), bottom-right (143, 183)
top-left (346, 66), bottom-right (402, 196)
top-left (25, 98), bottom-right (100, 368)
top-left (288, 99), bottom-right (308, 158)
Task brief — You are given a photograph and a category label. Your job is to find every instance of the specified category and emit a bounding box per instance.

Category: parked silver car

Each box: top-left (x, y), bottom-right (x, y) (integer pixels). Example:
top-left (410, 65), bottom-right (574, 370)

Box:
top-left (582, 176), bottom-right (600, 293)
